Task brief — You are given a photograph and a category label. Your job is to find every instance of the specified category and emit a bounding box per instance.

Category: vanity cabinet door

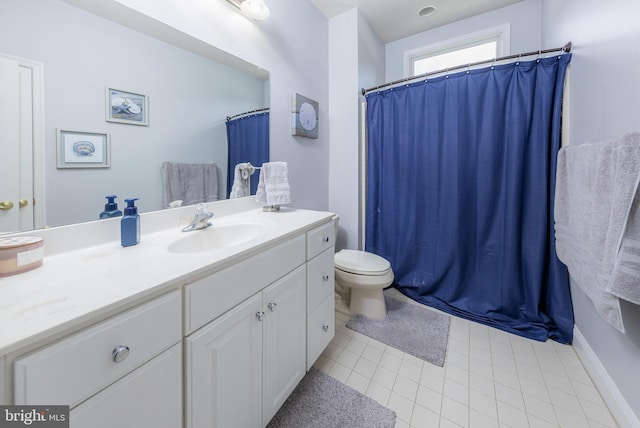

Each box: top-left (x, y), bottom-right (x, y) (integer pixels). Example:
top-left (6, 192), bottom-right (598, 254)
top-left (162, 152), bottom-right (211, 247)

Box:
top-left (263, 266), bottom-right (306, 426)
top-left (306, 246), bottom-right (335, 369)
top-left (70, 343), bottom-right (182, 428)
top-left (185, 293), bottom-right (263, 428)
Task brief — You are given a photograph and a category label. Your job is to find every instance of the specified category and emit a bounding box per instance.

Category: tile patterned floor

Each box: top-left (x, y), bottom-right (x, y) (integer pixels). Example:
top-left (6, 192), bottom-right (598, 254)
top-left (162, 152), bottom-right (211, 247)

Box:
top-left (314, 289), bottom-right (618, 428)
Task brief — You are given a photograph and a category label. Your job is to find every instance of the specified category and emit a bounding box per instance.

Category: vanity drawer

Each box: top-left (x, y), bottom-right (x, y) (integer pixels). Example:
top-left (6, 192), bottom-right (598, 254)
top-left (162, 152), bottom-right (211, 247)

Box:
top-left (185, 234), bottom-right (305, 334)
top-left (307, 247), bottom-right (334, 313)
top-left (306, 222), bottom-right (335, 261)
top-left (14, 290), bottom-right (181, 408)
top-left (70, 343), bottom-right (182, 428)
top-left (307, 294), bottom-right (335, 370)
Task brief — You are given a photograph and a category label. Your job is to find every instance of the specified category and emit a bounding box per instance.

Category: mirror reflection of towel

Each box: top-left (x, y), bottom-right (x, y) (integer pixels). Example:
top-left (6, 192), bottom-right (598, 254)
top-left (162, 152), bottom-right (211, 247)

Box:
top-left (255, 162), bottom-right (291, 205)
top-left (161, 161), bottom-right (218, 207)
top-left (230, 163), bottom-right (255, 198)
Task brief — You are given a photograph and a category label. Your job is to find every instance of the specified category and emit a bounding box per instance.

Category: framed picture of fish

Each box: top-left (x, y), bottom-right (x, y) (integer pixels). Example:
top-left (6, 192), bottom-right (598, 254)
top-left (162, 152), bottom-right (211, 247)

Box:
top-left (105, 87), bottom-right (148, 125)
top-left (56, 129), bottom-right (110, 169)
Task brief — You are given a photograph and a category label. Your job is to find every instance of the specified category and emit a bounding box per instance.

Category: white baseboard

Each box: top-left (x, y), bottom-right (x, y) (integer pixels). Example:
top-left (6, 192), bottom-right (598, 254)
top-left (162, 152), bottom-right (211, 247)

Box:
top-left (573, 326), bottom-right (640, 428)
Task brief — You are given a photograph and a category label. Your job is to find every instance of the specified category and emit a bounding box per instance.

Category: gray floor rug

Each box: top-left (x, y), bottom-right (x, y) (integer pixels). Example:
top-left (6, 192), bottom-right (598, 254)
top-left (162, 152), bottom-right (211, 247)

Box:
top-left (346, 296), bottom-right (450, 366)
top-left (267, 367), bottom-right (396, 428)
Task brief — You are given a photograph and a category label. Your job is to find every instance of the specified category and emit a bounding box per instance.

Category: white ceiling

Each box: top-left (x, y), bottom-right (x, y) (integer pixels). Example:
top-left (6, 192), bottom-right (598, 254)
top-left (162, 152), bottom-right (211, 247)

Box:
top-left (309, 0), bottom-right (525, 43)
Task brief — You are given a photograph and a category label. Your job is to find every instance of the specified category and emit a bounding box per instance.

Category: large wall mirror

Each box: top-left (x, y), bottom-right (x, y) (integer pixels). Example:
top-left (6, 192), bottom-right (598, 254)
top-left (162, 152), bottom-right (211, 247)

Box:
top-left (0, 0), bottom-right (269, 233)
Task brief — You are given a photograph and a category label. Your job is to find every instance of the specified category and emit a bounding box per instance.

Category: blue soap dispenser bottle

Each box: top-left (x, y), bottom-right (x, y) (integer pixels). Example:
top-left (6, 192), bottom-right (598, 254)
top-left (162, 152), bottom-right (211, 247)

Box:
top-left (121, 198), bottom-right (140, 247)
top-left (100, 195), bottom-right (123, 219)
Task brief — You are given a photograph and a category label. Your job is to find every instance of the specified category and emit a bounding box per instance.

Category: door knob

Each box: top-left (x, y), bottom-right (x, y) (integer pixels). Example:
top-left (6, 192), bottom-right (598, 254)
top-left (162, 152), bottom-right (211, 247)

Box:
top-left (0, 201), bottom-right (14, 210)
top-left (19, 199), bottom-right (29, 208)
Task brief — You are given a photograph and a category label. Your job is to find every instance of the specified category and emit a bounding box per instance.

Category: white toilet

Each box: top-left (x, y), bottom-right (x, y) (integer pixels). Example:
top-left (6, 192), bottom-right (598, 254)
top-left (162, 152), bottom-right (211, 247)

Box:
top-left (334, 249), bottom-right (394, 319)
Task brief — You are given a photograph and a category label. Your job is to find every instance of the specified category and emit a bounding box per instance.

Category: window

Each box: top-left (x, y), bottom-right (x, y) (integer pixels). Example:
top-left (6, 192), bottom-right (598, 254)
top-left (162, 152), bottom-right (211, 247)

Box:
top-left (405, 24), bottom-right (510, 77)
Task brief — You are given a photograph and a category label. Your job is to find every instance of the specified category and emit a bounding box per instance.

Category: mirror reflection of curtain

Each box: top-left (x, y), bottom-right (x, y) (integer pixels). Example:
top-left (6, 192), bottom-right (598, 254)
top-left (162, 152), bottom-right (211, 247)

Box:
top-left (365, 54), bottom-right (573, 343)
top-left (226, 111), bottom-right (270, 197)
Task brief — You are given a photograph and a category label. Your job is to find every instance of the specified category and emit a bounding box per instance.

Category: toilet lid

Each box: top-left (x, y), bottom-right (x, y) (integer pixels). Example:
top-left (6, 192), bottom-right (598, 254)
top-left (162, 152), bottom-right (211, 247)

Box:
top-left (335, 250), bottom-right (391, 275)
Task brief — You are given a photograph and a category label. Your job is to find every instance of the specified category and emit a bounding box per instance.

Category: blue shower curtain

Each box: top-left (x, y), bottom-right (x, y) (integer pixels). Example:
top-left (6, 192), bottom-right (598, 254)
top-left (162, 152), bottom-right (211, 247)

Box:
top-left (365, 54), bottom-right (573, 343)
top-left (226, 112), bottom-right (270, 197)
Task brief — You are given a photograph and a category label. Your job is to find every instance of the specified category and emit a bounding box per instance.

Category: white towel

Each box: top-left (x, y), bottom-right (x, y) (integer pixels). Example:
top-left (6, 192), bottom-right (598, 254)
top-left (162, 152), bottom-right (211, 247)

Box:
top-left (161, 161), bottom-right (219, 207)
top-left (229, 162), bottom-right (255, 198)
top-left (255, 162), bottom-right (291, 205)
top-left (554, 131), bottom-right (640, 332)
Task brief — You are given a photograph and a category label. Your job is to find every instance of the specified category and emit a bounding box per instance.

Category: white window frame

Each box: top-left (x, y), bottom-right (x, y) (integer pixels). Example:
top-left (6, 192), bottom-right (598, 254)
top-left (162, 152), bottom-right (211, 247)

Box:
top-left (403, 24), bottom-right (511, 78)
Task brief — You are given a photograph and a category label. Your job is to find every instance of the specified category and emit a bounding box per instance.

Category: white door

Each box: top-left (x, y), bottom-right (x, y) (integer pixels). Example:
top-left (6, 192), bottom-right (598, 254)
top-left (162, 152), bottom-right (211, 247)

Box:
top-left (185, 292), bottom-right (263, 428)
top-left (263, 266), bottom-right (307, 426)
top-left (0, 54), bottom-right (45, 234)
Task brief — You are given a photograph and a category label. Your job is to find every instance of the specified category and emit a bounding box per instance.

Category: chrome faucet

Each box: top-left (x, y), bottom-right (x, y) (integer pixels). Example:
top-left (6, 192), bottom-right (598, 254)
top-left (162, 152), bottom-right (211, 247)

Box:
top-left (182, 204), bottom-right (214, 232)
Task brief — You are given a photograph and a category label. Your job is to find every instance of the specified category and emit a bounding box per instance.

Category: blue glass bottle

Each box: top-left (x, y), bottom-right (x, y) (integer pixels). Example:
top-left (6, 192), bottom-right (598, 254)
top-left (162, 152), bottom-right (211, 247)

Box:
top-left (100, 195), bottom-right (123, 219)
top-left (121, 198), bottom-right (140, 247)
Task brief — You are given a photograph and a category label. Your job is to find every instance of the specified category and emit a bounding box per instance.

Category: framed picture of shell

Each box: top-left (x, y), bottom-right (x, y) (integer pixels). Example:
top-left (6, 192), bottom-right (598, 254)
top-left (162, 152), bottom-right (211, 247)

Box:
top-left (106, 87), bottom-right (148, 126)
top-left (56, 129), bottom-right (110, 169)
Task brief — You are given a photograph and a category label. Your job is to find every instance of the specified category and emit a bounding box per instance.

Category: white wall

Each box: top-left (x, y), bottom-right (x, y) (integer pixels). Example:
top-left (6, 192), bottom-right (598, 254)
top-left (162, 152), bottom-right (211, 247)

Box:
top-left (541, 0), bottom-right (640, 424)
top-left (328, 9), bottom-right (359, 250)
top-left (0, 0), bottom-right (266, 226)
top-left (385, 0), bottom-right (542, 82)
top-left (110, 0), bottom-right (331, 211)
top-left (327, 9), bottom-right (385, 251)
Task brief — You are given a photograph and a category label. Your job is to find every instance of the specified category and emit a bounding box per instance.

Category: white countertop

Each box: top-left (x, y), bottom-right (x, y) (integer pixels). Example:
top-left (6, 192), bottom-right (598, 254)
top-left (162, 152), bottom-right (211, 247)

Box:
top-left (0, 204), bottom-right (334, 355)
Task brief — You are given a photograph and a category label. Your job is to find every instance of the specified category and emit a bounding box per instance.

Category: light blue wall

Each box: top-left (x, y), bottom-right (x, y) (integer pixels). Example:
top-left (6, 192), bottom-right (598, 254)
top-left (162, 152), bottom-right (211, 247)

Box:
top-left (541, 0), bottom-right (640, 421)
top-left (0, 0), bottom-right (266, 226)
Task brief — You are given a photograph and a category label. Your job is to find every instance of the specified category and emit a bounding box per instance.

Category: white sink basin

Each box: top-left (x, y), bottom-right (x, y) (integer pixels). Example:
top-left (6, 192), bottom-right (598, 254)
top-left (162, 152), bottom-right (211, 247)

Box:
top-left (167, 222), bottom-right (264, 254)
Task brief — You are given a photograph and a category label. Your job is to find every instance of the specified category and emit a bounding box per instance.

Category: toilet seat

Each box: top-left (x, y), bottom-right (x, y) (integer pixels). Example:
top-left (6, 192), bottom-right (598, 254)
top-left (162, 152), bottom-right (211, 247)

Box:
top-left (334, 249), bottom-right (391, 276)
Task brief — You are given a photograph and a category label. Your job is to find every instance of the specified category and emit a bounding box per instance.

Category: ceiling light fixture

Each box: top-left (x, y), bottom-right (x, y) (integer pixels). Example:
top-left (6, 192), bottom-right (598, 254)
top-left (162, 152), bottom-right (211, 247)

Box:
top-left (226, 0), bottom-right (270, 21)
top-left (417, 5), bottom-right (437, 17)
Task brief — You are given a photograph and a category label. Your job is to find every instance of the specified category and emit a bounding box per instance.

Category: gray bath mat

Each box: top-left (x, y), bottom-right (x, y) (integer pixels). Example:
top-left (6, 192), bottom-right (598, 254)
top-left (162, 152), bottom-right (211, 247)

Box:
top-left (267, 367), bottom-right (396, 428)
top-left (346, 296), bottom-right (450, 366)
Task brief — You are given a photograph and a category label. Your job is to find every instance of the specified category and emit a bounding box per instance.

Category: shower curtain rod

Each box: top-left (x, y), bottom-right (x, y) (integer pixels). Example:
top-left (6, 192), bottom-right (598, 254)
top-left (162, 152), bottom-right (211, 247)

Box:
top-left (361, 41), bottom-right (572, 96)
top-left (226, 107), bottom-right (270, 122)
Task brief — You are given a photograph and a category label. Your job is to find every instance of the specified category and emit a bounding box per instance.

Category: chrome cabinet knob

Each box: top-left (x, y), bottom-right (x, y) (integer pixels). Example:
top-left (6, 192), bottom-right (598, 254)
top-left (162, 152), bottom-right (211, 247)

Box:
top-left (322, 274), bottom-right (330, 282)
top-left (112, 345), bottom-right (130, 363)
top-left (322, 324), bottom-right (329, 332)
top-left (322, 236), bottom-right (330, 243)
top-left (267, 302), bottom-right (277, 312)
top-left (256, 311), bottom-right (265, 321)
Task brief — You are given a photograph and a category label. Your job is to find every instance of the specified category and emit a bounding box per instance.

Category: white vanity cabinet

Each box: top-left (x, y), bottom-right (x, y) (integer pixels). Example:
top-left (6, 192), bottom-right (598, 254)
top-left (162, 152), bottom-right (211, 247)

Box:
top-left (306, 222), bottom-right (336, 369)
top-left (12, 290), bottom-right (182, 427)
top-left (185, 236), bottom-right (307, 428)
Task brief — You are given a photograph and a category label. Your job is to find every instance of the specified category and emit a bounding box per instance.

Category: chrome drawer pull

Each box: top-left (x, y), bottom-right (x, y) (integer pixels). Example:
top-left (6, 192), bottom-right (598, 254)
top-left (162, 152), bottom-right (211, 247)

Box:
top-left (322, 236), bottom-right (330, 243)
top-left (112, 345), bottom-right (130, 363)
top-left (322, 275), bottom-right (330, 282)
top-left (268, 302), bottom-right (277, 312)
top-left (256, 311), bottom-right (265, 321)
top-left (322, 324), bottom-right (329, 332)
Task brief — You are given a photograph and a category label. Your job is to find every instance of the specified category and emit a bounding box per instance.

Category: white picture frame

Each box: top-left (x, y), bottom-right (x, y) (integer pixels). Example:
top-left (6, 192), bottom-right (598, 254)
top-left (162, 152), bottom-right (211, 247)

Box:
top-left (56, 129), bottom-right (110, 169)
top-left (106, 87), bottom-right (148, 126)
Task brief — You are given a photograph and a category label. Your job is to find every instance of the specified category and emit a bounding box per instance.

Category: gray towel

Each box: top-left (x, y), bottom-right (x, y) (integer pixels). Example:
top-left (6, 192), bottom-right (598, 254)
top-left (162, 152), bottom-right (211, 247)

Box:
top-left (229, 163), bottom-right (255, 199)
top-left (554, 131), bottom-right (640, 332)
top-left (161, 161), bottom-right (219, 208)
